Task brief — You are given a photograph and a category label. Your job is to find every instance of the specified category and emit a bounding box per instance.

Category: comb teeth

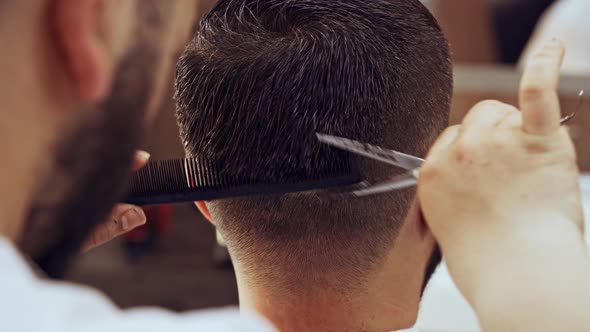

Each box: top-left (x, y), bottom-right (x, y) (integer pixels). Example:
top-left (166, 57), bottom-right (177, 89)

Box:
top-left (124, 156), bottom-right (361, 206)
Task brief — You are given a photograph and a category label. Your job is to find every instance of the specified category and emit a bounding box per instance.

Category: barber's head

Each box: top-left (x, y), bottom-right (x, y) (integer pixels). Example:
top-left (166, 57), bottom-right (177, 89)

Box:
top-left (1, 0), bottom-right (197, 277)
top-left (176, 0), bottom-right (451, 308)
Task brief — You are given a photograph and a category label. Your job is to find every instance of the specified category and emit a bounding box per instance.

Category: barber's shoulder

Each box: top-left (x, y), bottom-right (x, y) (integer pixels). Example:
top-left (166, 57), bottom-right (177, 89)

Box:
top-left (36, 280), bottom-right (276, 331)
top-left (32, 279), bottom-right (276, 331)
top-left (0, 241), bottom-right (275, 331)
top-left (4, 269), bottom-right (274, 332)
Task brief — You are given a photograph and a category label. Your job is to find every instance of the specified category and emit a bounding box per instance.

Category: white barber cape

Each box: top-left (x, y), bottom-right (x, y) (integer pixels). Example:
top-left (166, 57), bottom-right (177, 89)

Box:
top-left (0, 237), bottom-right (275, 332)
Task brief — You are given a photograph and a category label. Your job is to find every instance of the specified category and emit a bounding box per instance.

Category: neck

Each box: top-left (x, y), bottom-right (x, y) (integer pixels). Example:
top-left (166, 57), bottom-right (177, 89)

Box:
top-left (236, 207), bottom-right (435, 332)
top-left (240, 285), bottom-right (416, 332)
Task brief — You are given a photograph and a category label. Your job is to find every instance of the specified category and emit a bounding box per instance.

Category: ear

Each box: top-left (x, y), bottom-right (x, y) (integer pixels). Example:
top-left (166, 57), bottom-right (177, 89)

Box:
top-left (51, 0), bottom-right (132, 102)
top-left (408, 200), bottom-right (432, 239)
top-left (195, 201), bottom-right (215, 225)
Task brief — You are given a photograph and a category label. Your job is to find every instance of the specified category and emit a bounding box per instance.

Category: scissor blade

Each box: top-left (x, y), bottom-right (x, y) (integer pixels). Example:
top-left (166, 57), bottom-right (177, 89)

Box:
top-left (349, 173), bottom-right (418, 197)
top-left (316, 133), bottom-right (424, 170)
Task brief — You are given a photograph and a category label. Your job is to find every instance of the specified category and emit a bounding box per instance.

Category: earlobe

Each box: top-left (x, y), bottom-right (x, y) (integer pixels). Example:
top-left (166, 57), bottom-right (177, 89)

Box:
top-left (195, 201), bottom-right (215, 225)
top-left (52, 0), bottom-right (114, 102)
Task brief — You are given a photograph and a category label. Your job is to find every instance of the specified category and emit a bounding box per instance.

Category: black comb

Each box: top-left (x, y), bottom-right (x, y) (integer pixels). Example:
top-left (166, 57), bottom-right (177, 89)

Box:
top-left (124, 157), bottom-right (362, 206)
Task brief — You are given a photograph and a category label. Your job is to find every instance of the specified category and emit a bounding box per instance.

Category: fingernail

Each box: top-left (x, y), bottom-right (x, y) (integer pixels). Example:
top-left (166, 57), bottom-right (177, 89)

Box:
top-left (136, 150), bottom-right (151, 163)
top-left (121, 208), bottom-right (146, 230)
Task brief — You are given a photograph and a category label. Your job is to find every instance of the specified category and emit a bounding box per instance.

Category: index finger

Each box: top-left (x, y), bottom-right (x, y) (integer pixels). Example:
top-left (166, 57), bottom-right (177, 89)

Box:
top-left (425, 125), bottom-right (460, 160)
top-left (81, 204), bottom-right (146, 252)
top-left (519, 39), bottom-right (565, 136)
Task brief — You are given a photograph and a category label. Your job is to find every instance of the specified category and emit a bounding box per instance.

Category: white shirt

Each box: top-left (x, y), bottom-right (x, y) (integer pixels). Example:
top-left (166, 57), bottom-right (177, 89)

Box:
top-left (0, 237), bottom-right (276, 332)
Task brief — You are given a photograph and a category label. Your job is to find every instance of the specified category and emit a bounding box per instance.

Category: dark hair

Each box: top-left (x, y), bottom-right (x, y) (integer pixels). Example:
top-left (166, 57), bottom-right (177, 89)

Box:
top-left (176, 0), bottom-right (452, 290)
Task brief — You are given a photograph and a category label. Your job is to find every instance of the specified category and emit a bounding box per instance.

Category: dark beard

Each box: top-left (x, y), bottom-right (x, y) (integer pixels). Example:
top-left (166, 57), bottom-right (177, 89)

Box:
top-left (19, 45), bottom-right (159, 278)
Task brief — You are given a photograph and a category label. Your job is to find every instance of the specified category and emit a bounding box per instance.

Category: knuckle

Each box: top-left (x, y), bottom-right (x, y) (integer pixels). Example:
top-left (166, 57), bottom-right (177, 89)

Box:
top-left (531, 50), bottom-right (557, 61)
top-left (110, 216), bottom-right (122, 232)
top-left (531, 43), bottom-right (563, 61)
top-left (454, 138), bottom-right (478, 156)
top-left (520, 84), bottom-right (547, 101)
top-left (524, 140), bottom-right (550, 154)
top-left (450, 145), bottom-right (469, 165)
top-left (471, 100), bottom-right (517, 120)
top-left (492, 133), bottom-right (511, 150)
top-left (88, 231), bottom-right (101, 248)
top-left (440, 125), bottom-right (459, 138)
top-left (418, 161), bottom-right (439, 184)
top-left (528, 54), bottom-right (560, 72)
top-left (473, 99), bottom-right (503, 110)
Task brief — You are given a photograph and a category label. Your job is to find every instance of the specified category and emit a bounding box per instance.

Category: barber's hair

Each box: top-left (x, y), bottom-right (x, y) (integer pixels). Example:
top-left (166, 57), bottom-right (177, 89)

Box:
top-left (176, 0), bottom-right (452, 290)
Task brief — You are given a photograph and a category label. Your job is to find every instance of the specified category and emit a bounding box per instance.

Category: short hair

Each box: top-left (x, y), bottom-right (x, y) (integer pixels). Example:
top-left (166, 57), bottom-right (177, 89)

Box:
top-left (176, 0), bottom-right (452, 290)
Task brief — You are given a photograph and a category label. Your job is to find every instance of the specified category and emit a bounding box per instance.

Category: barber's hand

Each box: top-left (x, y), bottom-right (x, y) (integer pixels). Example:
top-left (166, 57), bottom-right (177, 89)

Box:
top-left (419, 39), bottom-right (583, 253)
top-left (418, 40), bottom-right (590, 331)
top-left (81, 151), bottom-right (150, 252)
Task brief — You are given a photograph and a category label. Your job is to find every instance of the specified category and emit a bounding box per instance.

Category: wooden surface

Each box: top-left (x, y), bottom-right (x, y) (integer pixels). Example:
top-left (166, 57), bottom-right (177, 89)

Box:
top-left (452, 66), bottom-right (590, 171)
top-left (428, 0), bottom-right (498, 64)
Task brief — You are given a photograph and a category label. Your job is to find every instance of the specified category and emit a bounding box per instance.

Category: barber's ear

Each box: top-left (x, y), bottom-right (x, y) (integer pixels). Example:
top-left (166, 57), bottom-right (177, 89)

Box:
top-left (195, 201), bottom-right (215, 225)
top-left (51, 0), bottom-right (134, 102)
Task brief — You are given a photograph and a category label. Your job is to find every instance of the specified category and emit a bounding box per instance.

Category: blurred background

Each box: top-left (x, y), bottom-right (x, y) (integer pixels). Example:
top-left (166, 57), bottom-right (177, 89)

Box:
top-left (66, 0), bottom-right (590, 330)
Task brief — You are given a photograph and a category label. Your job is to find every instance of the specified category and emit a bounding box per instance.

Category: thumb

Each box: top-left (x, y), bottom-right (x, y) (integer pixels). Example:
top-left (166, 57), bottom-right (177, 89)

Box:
top-left (519, 39), bottom-right (565, 136)
top-left (425, 125), bottom-right (460, 161)
top-left (133, 150), bottom-right (151, 170)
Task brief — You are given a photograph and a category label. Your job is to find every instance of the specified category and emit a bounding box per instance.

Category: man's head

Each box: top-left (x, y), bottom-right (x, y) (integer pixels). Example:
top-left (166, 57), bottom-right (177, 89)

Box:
top-left (0, 0), bottom-right (197, 277)
top-left (176, 0), bottom-right (451, 298)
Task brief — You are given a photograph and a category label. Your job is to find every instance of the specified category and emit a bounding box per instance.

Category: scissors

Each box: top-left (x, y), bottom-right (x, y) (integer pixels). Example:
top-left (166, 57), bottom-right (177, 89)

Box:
top-left (317, 90), bottom-right (585, 198)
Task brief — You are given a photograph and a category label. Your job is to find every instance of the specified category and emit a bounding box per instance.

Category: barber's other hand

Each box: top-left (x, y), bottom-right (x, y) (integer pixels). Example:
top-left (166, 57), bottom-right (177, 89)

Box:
top-left (81, 151), bottom-right (150, 252)
top-left (418, 40), bottom-right (589, 331)
top-left (420, 39), bottom-right (583, 252)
